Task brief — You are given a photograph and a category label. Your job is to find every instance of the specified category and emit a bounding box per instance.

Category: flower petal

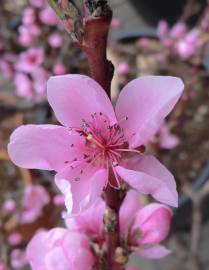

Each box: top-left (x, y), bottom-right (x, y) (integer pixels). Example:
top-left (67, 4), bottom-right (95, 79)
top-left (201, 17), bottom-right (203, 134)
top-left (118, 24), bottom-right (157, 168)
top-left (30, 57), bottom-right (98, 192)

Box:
top-left (138, 244), bottom-right (172, 259)
top-left (119, 190), bottom-right (140, 234)
top-left (8, 125), bottom-right (84, 171)
top-left (115, 76), bottom-right (184, 148)
top-left (47, 75), bottom-right (116, 127)
top-left (55, 167), bottom-right (107, 215)
top-left (115, 155), bottom-right (178, 207)
top-left (133, 203), bottom-right (172, 245)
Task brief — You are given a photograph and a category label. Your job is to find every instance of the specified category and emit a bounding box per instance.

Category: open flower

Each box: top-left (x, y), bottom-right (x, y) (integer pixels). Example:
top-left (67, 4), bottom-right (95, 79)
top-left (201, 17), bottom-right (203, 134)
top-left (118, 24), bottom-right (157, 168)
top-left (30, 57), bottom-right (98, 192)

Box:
top-left (8, 75), bottom-right (184, 214)
top-left (26, 228), bottom-right (95, 270)
top-left (21, 185), bottom-right (50, 224)
top-left (66, 190), bottom-right (173, 259)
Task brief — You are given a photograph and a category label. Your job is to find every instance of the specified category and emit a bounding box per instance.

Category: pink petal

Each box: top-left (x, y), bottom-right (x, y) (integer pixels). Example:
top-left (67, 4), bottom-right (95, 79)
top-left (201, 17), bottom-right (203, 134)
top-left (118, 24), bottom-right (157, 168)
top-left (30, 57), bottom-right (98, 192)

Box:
top-left (55, 168), bottom-right (107, 215)
top-left (119, 190), bottom-right (140, 234)
top-left (133, 203), bottom-right (173, 245)
top-left (62, 231), bottom-right (94, 270)
top-left (45, 247), bottom-right (70, 270)
top-left (47, 75), bottom-right (116, 128)
top-left (26, 230), bottom-right (48, 269)
top-left (138, 244), bottom-right (172, 259)
top-left (115, 155), bottom-right (178, 207)
top-left (115, 76), bottom-right (184, 148)
top-left (8, 125), bottom-right (84, 171)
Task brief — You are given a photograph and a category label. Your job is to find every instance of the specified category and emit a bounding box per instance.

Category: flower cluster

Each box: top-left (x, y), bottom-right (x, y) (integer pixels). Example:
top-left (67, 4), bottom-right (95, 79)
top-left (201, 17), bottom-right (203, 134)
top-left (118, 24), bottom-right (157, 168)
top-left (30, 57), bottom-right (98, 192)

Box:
top-left (157, 20), bottom-right (204, 61)
top-left (8, 73), bottom-right (184, 269)
top-left (0, 0), bottom-right (70, 101)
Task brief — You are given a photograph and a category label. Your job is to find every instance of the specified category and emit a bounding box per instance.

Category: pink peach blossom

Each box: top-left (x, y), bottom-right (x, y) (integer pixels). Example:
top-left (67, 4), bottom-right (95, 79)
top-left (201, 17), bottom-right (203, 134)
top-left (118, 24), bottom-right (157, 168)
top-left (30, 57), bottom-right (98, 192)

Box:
top-left (53, 194), bottom-right (65, 206)
top-left (53, 63), bottom-right (67, 75)
top-left (15, 47), bottom-right (44, 73)
top-left (170, 22), bottom-right (187, 39)
top-left (26, 228), bottom-right (95, 270)
top-left (10, 249), bottom-right (27, 269)
top-left (111, 18), bottom-right (121, 29)
top-left (22, 7), bottom-right (36, 26)
top-left (21, 185), bottom-right (50, 224)
top-left (157, 20), bottom-right (169, 39)
top-left (2, 199), bottom-right (16, 215)
top-left (39, 6), bottom-right (59, 26)
top-left (32, 67), bottom-right (49, 95)
top-left (8, 75), bottom-right (184, 215)
top-left (0, 261), bottom-right (6, 270)
top-left (14, 73), bottom-right (33, 99)
top-left (8, 232), bottom-right (22, 246)
top-left (117, 62), bottom-right (130, 76)
top-left (66, 190), bottom-right (173, 259)
top-left (18, 26), bottom-right (35, 47)
top-left (48, 33), bottom-right (63, 48)
top-left (29, 0), bottom-right (46, 8)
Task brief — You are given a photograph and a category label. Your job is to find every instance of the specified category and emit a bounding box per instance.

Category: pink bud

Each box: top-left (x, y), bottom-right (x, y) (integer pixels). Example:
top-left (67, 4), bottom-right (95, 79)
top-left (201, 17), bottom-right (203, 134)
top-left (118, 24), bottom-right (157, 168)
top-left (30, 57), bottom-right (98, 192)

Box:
top-left (2, 199), bottom-right (16, 215)
top-left (117, 62), bottom-right (130, 76)
top-left (157, 20), bottom-right (169, 39)
top-left (53, 63), bottom-right (67, 75)
top-left (53, 194), bottom-right (65, 206)
top-left (22, 7), bottom-right (36, 26)
top-left (111, 18), bottom-right (121, 29)
top-left (48, 33), bottom-right (63, 48)
top-left (8, 233), bottom-right (22, 246)
top-left (170, 22), bottom-right (187, 39)
top-left (10, 249), bottom-right (27, 269)
top-left (39, 6), bottom-right (59, 26)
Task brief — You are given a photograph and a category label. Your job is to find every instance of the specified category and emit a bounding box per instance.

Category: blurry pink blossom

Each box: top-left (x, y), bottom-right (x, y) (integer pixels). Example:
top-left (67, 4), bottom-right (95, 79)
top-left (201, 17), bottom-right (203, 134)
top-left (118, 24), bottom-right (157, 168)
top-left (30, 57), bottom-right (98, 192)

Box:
top-left (21, 185), bottom-right (50, 224)
top-left (26, 229), bottom-right (95, 270)
top-left (14, 73), bottom-right (33, 100)
top-left (170, 22), bottom-right (187, 39)
top-left (18, 26), bottom-right (35, 47)
top-left (22, 7), bottom-right (36, 26)
top-left (157, 20), bottom-right (169, 39)
top-left (8, 233), bottom-right (22, 246)
top-left (0, 261), bottom-right (6, 270)
top-left (53, 194), bottom-right (65, 206)
top-left (137, 38), bottom-right (150, 49)
top-left (16, 47), bottom-right (44, 73)
top-left (53, 63), bottom-right (67, 75)
top-left (2, 199), bottom-right (16, 215)
top-left (8, 75), bottom-right (184, 215)
top-left (48, 33), bottom-right (63, 48)
top-left (39, 6), bottom-right (59, 26)
top-left (32, 67), bottom-right (49, 95)
top-left (10, 249), bottom-right (27, 269)
top-left (66, 190), bottom-right (173, 259)
top-left (117, 62), bottom-right (130, 76)
top-left (29, 0), bottom-right (46, 8)
top-left (111, 18), bottom-right (121, 29)
top-left (0, 59), bottom-right (14, 80)
top-left (158, 125), bottom-right (179, 149)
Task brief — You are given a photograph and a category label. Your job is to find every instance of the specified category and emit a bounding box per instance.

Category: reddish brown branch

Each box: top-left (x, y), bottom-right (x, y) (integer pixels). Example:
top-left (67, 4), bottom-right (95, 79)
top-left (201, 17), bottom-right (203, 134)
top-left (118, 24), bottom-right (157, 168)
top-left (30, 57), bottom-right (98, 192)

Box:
top-left (81, 8), bottom-right (114, 97)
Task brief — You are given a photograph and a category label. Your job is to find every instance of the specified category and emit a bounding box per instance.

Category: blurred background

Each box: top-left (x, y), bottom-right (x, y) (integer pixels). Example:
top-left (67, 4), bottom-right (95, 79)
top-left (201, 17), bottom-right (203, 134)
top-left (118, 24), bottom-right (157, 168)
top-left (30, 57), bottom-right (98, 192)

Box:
top-left (0, 0), bottom-right (209, 269)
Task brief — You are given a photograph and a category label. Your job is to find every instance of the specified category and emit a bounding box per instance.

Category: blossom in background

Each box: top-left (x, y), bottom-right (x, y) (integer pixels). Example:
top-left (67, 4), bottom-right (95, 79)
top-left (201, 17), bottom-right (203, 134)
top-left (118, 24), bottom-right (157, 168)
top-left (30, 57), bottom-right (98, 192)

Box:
top-left (66, 190), bottom-right (173, 259)
top-left (14, 73), bottom-right (33, 100)
top-left (8, 75), bottom-right (184, 215)
top-left (26, 229), bottom-right (95, 270)
top-left (20, 185), bottom-right (50, 224)
top-left (8, 233), bottom-right (22, 247)
top-left (10, 249), bottom-right (27, 269)
top-left (15, 47), bottom-right (44, 74)
top-left (48, 33), bottom-right (63, 48)
top-left (2, 199), bottom-right (16, 215)
top-left (117, 62), bottom-right (130, 76)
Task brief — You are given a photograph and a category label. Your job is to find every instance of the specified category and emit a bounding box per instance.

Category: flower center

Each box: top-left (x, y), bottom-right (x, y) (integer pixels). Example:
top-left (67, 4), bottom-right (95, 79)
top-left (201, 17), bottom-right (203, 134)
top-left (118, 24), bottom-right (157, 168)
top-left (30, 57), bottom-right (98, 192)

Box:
top-left (67, 112), bottom-right (145, 188)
